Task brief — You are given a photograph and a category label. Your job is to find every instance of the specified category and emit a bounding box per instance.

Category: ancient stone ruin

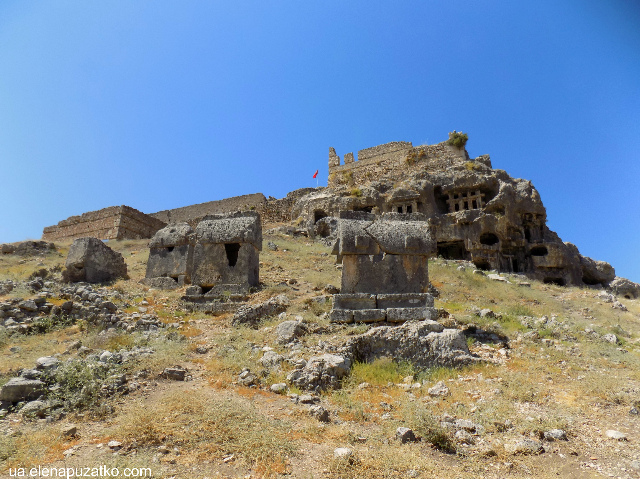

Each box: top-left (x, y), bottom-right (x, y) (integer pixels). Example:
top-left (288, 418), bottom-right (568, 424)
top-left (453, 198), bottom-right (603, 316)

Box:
top-left (62, 237), bottom-right (128, 283)
top-left (145, 212), bottom-right (262, 298)
top-left (329, 212), bottom-right (437, 324)
top-left (144, 222), bottom-right (194, 289)
top-left (293, 132), bottom-right (619, 288)
top-left (43, 206), bottom-right (166, 242)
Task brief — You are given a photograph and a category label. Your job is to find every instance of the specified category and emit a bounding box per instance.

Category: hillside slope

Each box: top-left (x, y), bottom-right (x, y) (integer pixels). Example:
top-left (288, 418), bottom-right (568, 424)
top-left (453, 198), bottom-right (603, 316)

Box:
top-left (1, 235), bottom-right (640, 478)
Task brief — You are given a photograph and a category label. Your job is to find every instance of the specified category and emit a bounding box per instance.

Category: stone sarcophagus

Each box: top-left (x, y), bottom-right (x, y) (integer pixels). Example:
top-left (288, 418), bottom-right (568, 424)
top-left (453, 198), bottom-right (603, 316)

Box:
top-left (145, 223), bottom-right (195, 288)
top-left (190, 212), bottom-right (261, 295)
top-left (144, 212), bottom-right (261, 295)
top-left (330, 212), bottom-right (437, 324)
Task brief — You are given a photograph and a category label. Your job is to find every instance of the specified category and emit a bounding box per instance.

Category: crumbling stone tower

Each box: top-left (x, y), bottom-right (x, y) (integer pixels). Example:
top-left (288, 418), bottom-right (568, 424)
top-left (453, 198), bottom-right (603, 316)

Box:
top-left (329, 212), bottom-right (437, 323)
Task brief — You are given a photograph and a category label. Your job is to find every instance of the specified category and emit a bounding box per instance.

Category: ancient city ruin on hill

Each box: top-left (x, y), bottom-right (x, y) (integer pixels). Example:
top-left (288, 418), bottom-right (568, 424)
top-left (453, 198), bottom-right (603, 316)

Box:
top-left (39, 132), bottom-right (636, 293)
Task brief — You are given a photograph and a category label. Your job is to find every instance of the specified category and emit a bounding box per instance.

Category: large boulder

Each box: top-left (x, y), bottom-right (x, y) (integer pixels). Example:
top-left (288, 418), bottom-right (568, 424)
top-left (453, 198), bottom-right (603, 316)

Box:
top-left (0, 378), bottom-right (45, 403)
top-left (287, 354), bottom-right (351, 392)
top-left (62, 237), bottom-right (128, 283)
top-left (580, 255), bottom-right (616, 286)
top-left (609, 277), bottom-right (640, 300)
top-left (341, 320), bottom-right (478, 368)
top-left (231, 294), bottom-right (289, 327)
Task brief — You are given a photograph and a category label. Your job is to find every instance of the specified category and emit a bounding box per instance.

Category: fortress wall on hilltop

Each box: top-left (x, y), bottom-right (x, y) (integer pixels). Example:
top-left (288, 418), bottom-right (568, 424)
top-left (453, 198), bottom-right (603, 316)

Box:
top-left (42, 206), bottom-right (166, 241)
top-left (149, 193), bottom-right (268, 228)
top-left (328, 140), bottom-right (467, 187)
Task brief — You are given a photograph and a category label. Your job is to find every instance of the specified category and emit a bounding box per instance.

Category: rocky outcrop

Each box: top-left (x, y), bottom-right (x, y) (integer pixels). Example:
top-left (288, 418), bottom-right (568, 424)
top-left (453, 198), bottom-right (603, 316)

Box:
top-left (292, 134), bottom-right (618, 288)
top-left (609, 277), bottom-right (640, 299)
top-left (0, 241), bottom-right (56, 256)
top-left (231, 294), bottom-right (289, 327)
top-left (287, 354), bottom-right (352, 392)
top-left (62, 238), bottom-right (128, 283)
top-left (341, 320), bottom-right (478, 369)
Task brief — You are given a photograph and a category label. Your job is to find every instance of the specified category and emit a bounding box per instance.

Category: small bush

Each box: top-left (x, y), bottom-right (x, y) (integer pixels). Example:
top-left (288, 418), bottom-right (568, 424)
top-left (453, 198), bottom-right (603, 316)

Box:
top-left (350, 188), bottom-right (362, 197)
top-left (447, 131), bottom-right (468, 149)
top-left (405, 407), bottom-right (456, 453)
top-left (28, 314), bottom-right (75, 335)
top-left (44, 359), bottom-right (121, 415)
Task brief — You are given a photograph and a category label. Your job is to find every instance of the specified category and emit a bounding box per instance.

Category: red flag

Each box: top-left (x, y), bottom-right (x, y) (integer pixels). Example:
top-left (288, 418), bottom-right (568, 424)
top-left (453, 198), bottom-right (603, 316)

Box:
top-left (313, 169), bottom-right (318, 178)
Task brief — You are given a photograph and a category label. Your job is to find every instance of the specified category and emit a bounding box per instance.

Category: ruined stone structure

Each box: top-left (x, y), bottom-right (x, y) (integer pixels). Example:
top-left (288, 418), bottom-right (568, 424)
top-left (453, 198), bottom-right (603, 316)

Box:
top-left (292, 132), bottom-right (618, 288)
top-left (42, 190), bottom-right (313, 243)
top-left (144, 223), bottom-right (195, 289)
top-left (149, 194), bottom-right (267, 227)
top-left (145, 212), bottom-right (262, 296)
top-left (329, 212), bottom-right (437, 324)
top-left (42, 206), bottom-right (166, 242)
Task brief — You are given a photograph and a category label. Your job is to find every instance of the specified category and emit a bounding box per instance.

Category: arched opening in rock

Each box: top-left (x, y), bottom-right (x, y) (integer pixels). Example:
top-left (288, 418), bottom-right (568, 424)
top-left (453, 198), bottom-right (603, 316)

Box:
top-left (225, 243), bottom-right (240, 267)
top-left (437, 240), bottom-right (468, 260)
top-left (474, 260), bottom-right (491, 271)
top-left (314, 210), bottom-right (328, 224)
top-left (530, 245), bottom-right (548, 256)
top-left (479, 233), bottom-right (500, 246)
top-left (543, 277), bottom-right (565, 286)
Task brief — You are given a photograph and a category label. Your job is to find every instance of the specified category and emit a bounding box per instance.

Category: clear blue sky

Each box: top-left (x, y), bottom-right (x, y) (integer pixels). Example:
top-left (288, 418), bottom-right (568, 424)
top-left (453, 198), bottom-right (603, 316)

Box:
top-left (1, 1), bottom-right (638, 282)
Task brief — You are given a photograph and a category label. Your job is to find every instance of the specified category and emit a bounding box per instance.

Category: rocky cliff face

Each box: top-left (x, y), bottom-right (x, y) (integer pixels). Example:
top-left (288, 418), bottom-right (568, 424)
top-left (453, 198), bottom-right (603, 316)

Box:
top-left (292, 136), bottom-right (615, 287)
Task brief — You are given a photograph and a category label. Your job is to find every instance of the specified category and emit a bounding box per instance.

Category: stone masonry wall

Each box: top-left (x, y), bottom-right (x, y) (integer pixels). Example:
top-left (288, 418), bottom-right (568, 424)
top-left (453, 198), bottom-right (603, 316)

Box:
top-left (42, 206), bottom-right (166, 242)
top-left (149, 193), bottom-right (267, 228)
top-left (259, 188), bottom-right (320, 224)
top-left (328, 140), bottom-right (468, 188)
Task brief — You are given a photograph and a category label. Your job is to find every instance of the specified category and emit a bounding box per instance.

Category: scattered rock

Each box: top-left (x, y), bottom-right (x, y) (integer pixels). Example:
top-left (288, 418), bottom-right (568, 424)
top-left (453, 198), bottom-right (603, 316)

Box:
top-left (309, 405), bottom-right (330, 422)
top-left (276, 320), bottom-right (307, 344)
top-left (35, 356), bottom-right (60, 371)
top-left (20, 400), bottom-right (49, 418)
top-left (506, 439), bottom-right (544, 455)
top-left (287, 354), bottom-right (351, 391)
top-left (161, 367), bottom-right (188, 381)
top-left (270, 383), bottom-right (287, 394)
top-left (605, 430), bottom-right (627, 441)
top-left (333, 447), bottom-right (353, 460)
top-left (455, 429), bottom-right (475, 445)
top-left (232, 295), bottom-right (289, 327)
top-left (341, 320), bottom-right (478, 370)
top-left (543, 429), bottom-right (567, 441)
top-left (238, 369), bottom-right (259, 387)
top-left (602, 334), bottom-right (619, 345)
top-left (0, 378), bottom-right (45, 403)
top-left (107, 440), bottom-right (122, 450)
top-left (259, 350), bottom-right (284, 369)
top-left (396, 427), bottom-right (417, 444)
top-left (428, 381), bottom-right (450, 397)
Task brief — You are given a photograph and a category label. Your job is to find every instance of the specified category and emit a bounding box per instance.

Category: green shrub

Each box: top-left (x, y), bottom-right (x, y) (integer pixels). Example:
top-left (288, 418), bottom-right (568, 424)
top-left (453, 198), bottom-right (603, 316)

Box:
top-left (350, 188), bottom-right (362, 197)
top-left (45, 359), bottom-right (121, 415)
top-left (405, 406), bottom-right (456, 453)
top-left (28, 314), bottom-right (75, 334)
top-left (447, 131), bottom-right (468, 148)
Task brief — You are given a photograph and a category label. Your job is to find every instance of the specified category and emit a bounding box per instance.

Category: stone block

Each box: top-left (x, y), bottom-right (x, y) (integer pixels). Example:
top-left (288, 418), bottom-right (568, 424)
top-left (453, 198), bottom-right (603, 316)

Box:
top-left (386, 307), bottom-right (434, 323)
top-left (0, 378), bottom-right (45, 403)
top-left (376, 293), bottom-right (433, 309)
top-left (353, 309), bottom-right (386, 323)
top-left (329, 309), bottom-right (353, 324)
top-left (332, 294), bottom-right (376, 310)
